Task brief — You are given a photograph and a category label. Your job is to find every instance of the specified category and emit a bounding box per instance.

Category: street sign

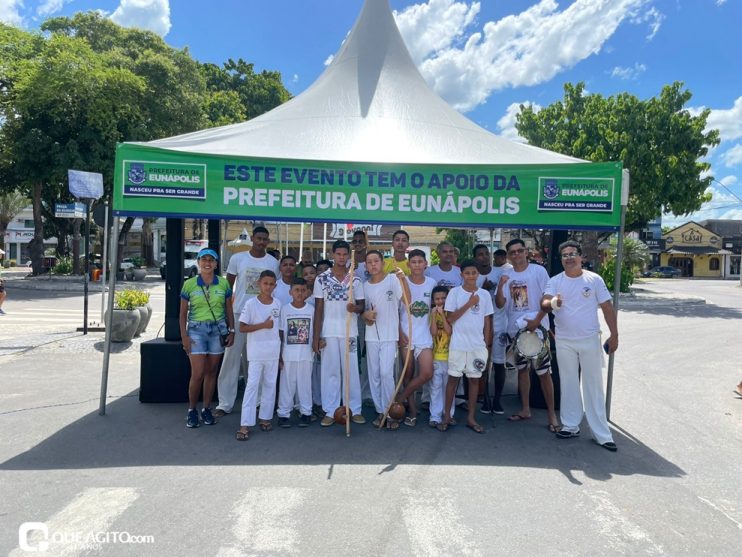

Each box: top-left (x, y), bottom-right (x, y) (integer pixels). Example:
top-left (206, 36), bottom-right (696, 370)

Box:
top-left (68, 169), bottom-right (103, 200)
top-left (55, 202), bottom-right (86, 219)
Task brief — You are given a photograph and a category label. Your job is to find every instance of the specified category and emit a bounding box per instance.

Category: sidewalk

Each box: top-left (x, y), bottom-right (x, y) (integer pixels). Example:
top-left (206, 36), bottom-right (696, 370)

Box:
top-left (2, 267), bottom-right (163, 291)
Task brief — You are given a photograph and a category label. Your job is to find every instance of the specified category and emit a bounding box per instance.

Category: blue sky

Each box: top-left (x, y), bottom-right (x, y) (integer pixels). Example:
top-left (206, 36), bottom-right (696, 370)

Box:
top-left (3, 0), bottom-right (742, 226)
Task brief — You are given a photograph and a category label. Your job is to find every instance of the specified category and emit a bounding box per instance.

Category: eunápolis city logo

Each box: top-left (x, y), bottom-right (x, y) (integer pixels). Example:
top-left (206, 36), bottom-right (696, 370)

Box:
top-left (537, 176), bottom-right (614, 212)
top-left (123, 161), bottom-right (207, 200)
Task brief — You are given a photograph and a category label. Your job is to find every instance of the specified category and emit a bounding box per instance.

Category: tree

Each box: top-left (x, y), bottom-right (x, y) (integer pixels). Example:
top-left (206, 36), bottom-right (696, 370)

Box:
top-left (201, 59), bottom-right (291, 125)
top-left (0, 190), bottom-right (30, 254)
top-left (516, 82), bottom-right (720, 232)
top-left (436, 228), bottom-right (475, 260)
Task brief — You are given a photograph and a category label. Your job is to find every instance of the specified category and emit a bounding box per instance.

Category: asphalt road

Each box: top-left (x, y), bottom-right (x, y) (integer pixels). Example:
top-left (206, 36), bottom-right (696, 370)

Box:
top-left (1, 279), bottom-right (741, 556)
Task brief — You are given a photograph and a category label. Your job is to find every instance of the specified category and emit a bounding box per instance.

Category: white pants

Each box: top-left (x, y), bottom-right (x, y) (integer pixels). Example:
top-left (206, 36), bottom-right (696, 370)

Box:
top-left (311, 355), bottom-right (322, 406)
top-left (240, 360), bottom-right (278, 427)
top-left (358, 319), bottom-right (373, 401)
top-left (321, 336), bottom-right (362, 415)
top-left (278, 360), bottom-right (313, 417)
top-left (216, 311), bottom-right (247, 413)
top-left (555, 335), bottom-right (613, 444)
top-left (430, 360), bottom-right (455, 423)
top-left (366, 340), bottom-right (397, 414)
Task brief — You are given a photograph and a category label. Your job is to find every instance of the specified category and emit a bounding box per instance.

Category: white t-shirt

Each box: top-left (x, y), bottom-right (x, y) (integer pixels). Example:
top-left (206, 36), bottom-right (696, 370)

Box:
top-left (355, 261), bottom-right (371, 283)
top-left (425, 265), bottom-right (462, 289)
top-left (400, 276), bottom-right (437, 347)
top-left (477, 263), bottom-right (513, 333)
top-left (500, 264), bottom-right (549, 336)
top-left (444, 286), bottom-right (494, 351)
top-left (273, 277), bottom-right (293, 307)
top-left (544, 270), bottom-right (612, 340)
top-left (227, 251), bottom-right (280, 314)
top-left (364, 274), bottom-right (403, 342)
top-left (239, 296), bottom-right (282, 361)
top-left (313, 269), bottom-right (365, 338)
top-left (280, 301), bottom-right (315, 361)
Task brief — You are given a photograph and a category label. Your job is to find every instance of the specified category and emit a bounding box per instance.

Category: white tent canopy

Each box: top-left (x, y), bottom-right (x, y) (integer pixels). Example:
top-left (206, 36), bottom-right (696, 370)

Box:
top-left (145, 0), bottom-right (580, 165)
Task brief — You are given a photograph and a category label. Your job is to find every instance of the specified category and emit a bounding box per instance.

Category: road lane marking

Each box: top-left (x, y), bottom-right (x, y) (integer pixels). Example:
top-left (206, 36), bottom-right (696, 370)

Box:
top-left (585, 490), bottom-right (665, 555)
top-left (216, 487), bottom-right (309, 557)
top-left (402, 488), bottom-right (482, 557)
top-left (10, 487), bottom-right (139, 557)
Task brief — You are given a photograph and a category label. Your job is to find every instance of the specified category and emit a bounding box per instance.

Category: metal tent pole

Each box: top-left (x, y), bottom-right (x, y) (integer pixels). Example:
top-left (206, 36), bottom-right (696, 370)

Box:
top-left (99, 215), bottom-right (121, 416)
top-left (606, 169), bottom-right (630, 420)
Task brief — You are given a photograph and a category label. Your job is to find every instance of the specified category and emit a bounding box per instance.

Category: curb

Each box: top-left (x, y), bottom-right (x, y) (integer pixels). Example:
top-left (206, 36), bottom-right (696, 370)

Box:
top-left (3, 276), bottom-right (163, 292)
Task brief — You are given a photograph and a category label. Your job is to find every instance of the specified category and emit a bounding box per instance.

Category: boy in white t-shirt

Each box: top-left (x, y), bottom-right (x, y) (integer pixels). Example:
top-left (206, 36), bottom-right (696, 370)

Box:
top-left (395, 249), bottom-right (437, 426)
top-left (361, 250), bottom-right (408, 429)
top-left (236, 270), bottom-right (282, 441)
top-left (215, 226), bottom-right (280, 418)
top-left (441, 260), bottom-right (493, 434)
top-left (277, 278), bottom-right (315, 428)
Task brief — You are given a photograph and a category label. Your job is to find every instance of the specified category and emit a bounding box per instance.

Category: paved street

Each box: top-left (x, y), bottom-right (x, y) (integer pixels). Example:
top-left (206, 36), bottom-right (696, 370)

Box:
top-left (0, 278), bottom-right (741, 556)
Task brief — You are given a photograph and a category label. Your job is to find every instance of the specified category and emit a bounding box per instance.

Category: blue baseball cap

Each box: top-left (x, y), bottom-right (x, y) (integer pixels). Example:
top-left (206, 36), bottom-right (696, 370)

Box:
top-left (197, 248), bottom-right (219, 260)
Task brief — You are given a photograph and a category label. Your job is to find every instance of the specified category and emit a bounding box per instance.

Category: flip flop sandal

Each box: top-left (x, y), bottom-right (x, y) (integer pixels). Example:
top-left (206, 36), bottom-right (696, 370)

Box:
top-left (235, 429), bottom-right (249, 441)
top-left (436, 422), bottom-right (449, 432)
top-left (387, 420), bottom-right (401, 431)
top-left (466, 423), bottom-right (485, 434)
top-left (403, 416), bottom-right (417, 427)
top-left (259, 421), bottom-right (273, 432)
top-left (547, 424), bottom-right (560, 433)
top-left (508, 414), bottom-right (531, 422)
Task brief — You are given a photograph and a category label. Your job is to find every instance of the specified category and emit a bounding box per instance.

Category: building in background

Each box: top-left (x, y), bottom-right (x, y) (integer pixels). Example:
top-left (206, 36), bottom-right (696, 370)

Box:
top-left (660, 221), bottom-right (735, 278)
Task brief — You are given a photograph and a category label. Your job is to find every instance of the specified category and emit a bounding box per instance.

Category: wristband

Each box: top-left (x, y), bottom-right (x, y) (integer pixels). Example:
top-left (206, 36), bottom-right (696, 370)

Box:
top-left (550, 297), bottom-right (561, 311)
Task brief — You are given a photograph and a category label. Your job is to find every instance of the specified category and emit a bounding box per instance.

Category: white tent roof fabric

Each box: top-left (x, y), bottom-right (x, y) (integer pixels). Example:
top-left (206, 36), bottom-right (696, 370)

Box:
top-left (145, 0), bottom-right (580, 165)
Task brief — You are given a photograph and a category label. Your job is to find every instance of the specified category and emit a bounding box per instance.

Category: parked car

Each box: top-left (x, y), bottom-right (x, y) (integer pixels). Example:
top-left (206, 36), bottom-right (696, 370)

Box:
top-left (642, 266), bottom-right (682, 278)
top-left (159, 259), bottom-right (198, 280)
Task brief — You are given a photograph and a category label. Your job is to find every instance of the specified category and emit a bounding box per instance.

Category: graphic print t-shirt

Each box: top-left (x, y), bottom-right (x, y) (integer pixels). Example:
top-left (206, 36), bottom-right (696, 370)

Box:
top-left (400, 276), bottom-right (437, 347)
top-left (313, 269), bottom-right (364, 338)
top-left (501, 264), bottom-right (549, 336)
top-left (227, 251), bottom-right (280, 314)
top-left (280, 302), bottom-right (314, 361)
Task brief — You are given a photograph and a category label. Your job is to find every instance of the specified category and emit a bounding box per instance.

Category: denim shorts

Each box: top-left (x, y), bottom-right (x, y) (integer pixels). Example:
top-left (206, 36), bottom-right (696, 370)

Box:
top-left (187, 320), bottom-right (227, 355)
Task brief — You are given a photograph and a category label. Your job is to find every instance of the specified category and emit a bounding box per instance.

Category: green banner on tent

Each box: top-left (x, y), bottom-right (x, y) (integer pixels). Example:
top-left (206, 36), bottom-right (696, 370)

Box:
top-left (113, 144), bottom-right (624, 229)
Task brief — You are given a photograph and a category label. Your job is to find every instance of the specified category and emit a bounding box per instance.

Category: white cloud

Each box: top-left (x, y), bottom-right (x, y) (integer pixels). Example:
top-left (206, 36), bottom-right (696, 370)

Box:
top-left (718, 175), bottom-right (738, 187)
top-left (292, 73), bottom-right (299, 84)
top-left (0, 0), bottom-right (24, 26)
top-left (36, 0), bottom-right (67, 17)
top-left (716, 0), bottom-right (727, 6)
top-left (610, 62), bottom-right (646, 80)
top-left (394, 0), bottom-right (480, 64)
top-left (394, 0), bottom-right (651, 112)
top-left (629, 6), bottom-right (664, 40)
top-left (110, 0), bottom-right (170, 37)
top-left (324, 54), bottom-right (335, 66)
top-left (496, 101), bottom-right (541, 143)
top-left (702, 96), bottom-right (742, 143)
top-left (720, 144), bottom-right (742, 167)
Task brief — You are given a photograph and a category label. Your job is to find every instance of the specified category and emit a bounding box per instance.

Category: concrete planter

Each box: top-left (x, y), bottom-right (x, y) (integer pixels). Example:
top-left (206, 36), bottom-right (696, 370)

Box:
top-left (106, 309), bottom-right (141, 342)
top-left (134, 304), bottom-right (152, 337)
top-left (131, 269), bottom-right (147, 281)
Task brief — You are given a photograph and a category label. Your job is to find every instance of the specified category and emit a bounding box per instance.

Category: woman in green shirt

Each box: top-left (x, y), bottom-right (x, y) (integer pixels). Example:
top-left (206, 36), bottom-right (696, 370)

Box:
top-left (179, 249), bottom-right (235, 428)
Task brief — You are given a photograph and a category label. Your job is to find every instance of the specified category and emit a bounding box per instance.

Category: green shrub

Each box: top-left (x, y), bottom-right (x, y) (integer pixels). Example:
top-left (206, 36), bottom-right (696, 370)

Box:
top-left (600, 258), bottom-right (633, 293)
top-left (52, 257), bottom-right (73, 275)
top-left (115, 289), bottom-right (149, 310)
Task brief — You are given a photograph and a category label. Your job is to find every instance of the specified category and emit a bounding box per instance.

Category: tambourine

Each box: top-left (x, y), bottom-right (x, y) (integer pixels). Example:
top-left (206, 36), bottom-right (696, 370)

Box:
top-left (513, 326), bottom-right (549, 360)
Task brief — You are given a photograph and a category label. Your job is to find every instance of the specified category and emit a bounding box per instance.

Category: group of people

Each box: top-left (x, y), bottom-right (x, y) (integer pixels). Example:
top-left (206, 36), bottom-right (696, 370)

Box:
top-left (179, 226), bottom-right (619, 451)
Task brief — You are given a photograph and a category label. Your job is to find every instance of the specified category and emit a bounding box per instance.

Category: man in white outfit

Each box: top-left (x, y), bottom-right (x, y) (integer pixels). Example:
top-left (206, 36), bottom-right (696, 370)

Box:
top-left (541, 240), bottom-right (619, 452)
top-left (214, 226), bottom-right (280, 418)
